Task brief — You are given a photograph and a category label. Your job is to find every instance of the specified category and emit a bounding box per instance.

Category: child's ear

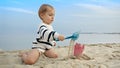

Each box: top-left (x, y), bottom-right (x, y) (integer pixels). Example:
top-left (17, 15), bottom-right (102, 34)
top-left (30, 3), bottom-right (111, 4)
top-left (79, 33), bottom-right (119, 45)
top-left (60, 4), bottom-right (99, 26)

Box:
top-left (40, 13), bottom-right (44, 17)
top-left (40, 13), bottom-right (43, 19)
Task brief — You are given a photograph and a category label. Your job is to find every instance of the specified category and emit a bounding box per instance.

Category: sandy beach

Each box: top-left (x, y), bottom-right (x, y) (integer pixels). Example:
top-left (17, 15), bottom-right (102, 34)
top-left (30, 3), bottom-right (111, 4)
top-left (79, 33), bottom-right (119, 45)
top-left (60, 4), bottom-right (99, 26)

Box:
top-left (0, 43), bottom-right (120, 68)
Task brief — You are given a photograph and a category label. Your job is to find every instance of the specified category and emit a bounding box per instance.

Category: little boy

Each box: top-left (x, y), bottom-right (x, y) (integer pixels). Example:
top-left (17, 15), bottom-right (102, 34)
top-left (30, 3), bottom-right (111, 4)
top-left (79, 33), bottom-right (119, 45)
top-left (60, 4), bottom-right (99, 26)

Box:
top-left (20, 4), bottom-right (65, 65)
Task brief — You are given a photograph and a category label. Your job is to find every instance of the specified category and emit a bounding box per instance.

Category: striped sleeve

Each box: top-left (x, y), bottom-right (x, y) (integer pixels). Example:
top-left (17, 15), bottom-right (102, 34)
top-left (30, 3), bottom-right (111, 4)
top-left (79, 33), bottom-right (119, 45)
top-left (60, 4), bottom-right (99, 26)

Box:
top-left (44, 31), bottom-right (59, 42)
top-left (37, 25), bottom-right (59, 42)
top-left (47, 31), bottom-right (59, 42)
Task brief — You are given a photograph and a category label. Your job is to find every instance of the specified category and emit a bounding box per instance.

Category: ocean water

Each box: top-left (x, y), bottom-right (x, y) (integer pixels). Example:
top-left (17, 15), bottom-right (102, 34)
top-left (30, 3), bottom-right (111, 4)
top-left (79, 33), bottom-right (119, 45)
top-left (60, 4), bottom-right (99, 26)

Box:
top-left (0, 34), bottom-right (120, 51)
top-left (78, 34), bottom-right (120, 44)
top-left (57, 34), bottom-right (120, 46)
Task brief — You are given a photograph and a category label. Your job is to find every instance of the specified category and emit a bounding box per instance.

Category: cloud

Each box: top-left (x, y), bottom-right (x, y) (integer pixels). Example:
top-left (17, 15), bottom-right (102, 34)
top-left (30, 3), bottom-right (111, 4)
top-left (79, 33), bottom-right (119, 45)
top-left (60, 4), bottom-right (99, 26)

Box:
top-left (71, 13), bottom-right (120, 18)
top-left (73, 3), bottom-right (120, 18)
top-left (0, 7), bottom-right (36, 15)
top-left (77, 4), bottom-right (118, 14)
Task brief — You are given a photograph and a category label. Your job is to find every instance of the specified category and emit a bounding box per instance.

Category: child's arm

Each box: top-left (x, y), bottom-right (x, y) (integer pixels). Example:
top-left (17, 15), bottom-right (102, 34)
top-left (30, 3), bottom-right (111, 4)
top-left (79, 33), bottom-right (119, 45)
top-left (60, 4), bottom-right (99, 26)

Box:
top-left (38, 25), bottom-right (65, 41)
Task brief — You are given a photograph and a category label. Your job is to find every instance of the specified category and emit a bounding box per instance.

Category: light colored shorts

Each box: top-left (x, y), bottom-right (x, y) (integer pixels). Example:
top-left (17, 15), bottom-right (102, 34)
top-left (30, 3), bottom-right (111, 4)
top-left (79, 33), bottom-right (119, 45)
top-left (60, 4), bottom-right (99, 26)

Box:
top-left (32, 42), bottom-right (53, 53)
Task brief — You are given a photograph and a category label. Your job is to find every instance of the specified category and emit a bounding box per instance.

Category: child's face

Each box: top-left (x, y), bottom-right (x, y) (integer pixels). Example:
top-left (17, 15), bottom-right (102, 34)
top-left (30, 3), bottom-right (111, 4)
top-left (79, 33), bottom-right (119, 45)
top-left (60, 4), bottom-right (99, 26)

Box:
top-left (41, 8), bottom-right (55, 25)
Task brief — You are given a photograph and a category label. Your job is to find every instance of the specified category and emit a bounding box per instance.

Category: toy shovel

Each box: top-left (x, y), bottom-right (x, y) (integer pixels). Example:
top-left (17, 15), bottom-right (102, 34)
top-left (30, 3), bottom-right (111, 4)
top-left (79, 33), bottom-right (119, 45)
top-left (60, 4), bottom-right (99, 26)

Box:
top-left (67, 32), bottom-right (80, 58)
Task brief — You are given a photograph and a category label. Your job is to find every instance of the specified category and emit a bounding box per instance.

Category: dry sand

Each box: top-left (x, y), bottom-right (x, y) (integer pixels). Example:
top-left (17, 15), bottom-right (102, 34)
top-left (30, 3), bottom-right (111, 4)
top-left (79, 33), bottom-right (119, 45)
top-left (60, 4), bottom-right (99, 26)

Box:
top-left (0, 43), bottom-right (120, 68)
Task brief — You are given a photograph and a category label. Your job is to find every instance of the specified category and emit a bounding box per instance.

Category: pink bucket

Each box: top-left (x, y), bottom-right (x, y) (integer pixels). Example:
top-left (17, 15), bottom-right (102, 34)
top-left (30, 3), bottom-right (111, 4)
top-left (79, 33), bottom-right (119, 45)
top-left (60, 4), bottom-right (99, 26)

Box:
top-left (74, 43), bottom-right (84, 56)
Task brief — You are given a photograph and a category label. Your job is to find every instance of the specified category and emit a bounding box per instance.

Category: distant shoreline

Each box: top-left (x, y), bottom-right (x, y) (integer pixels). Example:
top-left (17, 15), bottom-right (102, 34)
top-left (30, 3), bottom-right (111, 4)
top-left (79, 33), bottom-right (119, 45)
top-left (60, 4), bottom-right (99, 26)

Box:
top-left (80, 32), bottom-right (120, 34)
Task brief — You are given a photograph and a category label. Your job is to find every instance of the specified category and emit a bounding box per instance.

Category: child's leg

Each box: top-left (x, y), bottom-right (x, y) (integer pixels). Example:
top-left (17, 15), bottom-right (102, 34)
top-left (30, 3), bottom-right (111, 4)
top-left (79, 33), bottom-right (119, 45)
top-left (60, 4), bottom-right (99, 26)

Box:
top-left (20, 49), bottom-right (40, 65)
top-left (44, 48), bottom-right (58, 58)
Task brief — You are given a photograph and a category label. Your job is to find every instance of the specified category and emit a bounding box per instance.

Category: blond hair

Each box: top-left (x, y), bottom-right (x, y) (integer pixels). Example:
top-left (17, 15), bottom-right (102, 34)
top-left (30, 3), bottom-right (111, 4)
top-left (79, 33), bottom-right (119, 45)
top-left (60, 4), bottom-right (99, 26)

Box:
top-left (38, 4), bottom-right (54, 19)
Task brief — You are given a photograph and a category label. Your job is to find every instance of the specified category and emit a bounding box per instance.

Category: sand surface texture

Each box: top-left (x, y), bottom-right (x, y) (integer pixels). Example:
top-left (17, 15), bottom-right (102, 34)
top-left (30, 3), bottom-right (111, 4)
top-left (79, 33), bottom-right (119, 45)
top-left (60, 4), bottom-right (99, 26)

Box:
top-left (0, 43), bottom-right (120, 68)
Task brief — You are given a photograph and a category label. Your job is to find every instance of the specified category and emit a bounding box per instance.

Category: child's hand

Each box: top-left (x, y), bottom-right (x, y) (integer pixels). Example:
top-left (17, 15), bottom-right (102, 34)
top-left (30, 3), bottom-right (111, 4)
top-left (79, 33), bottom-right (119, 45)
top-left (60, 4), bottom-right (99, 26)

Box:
top-left (58, 35), bottom-right (65, 41)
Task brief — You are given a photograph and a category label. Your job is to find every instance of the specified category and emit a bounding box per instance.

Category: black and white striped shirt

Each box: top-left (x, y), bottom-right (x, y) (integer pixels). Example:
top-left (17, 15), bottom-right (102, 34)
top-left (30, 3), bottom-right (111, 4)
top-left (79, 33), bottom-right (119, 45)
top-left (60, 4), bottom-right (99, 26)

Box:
top-left (36, 23), bottom-right (59, 46)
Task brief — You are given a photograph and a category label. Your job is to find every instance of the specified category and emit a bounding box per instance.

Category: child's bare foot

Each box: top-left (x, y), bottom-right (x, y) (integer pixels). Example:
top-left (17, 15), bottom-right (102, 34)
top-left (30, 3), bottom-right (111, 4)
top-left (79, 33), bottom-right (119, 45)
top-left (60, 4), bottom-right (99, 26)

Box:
top-left (18, 52), bottom-right (26, 57)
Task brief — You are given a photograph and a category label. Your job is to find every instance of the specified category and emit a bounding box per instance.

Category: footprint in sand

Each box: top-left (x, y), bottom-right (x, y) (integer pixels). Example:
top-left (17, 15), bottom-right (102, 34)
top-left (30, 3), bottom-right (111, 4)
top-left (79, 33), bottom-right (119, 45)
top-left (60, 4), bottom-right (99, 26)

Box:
top-left (109, 51), bottom-right (120, 60)
top-left (80, 54), bottom-right (92, 60)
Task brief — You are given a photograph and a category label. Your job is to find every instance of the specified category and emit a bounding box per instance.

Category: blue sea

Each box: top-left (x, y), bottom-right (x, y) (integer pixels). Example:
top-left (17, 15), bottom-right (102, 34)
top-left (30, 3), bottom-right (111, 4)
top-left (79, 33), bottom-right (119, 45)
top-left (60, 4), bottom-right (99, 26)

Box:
top-left (0, 34), bottom-right (120, 51)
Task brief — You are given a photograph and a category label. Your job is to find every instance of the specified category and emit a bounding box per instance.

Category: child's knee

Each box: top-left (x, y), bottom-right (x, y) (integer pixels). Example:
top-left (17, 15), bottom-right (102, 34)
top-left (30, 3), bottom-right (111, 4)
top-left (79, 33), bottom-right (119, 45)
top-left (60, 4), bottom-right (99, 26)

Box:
top-left (24, 49), bottom-right (40, 65)
top-left (24, 55), bottom-right (39, 65)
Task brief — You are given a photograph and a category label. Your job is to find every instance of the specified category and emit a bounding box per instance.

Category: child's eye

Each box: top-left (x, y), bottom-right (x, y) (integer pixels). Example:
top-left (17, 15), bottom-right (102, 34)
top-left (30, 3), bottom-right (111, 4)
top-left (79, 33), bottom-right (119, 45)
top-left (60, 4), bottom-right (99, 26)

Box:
top-left (49, 14), bottom-right (53, 16)
top-left (49, 15), bottom-right (52, 16)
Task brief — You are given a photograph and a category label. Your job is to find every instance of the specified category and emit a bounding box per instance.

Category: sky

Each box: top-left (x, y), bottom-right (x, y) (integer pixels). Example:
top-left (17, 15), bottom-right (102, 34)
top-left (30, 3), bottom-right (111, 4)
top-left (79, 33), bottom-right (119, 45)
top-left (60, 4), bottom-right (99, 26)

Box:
top-left (0, 0), bottom-right (120, 50)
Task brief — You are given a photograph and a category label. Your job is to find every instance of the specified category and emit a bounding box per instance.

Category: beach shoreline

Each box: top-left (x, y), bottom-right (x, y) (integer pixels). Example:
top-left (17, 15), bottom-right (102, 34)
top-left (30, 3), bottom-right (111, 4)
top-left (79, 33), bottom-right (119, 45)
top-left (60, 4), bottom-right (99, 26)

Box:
top-left (0, 43), bottom-right (120, 68)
